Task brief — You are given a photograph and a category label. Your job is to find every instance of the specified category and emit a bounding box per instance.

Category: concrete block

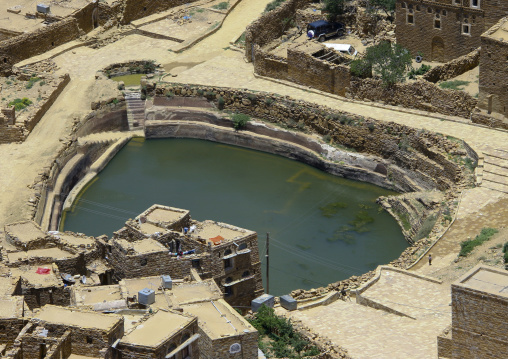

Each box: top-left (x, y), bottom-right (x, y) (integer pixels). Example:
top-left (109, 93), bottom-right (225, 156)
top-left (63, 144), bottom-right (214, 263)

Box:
top-left (280, 295), bottom-right (297, 311)
top-left (37, 4), bottom-right (50, 13)
top-left (251, 294), bottom-right (274, 312)
top-left (161, 275), bottom-right (172, 289)
top-left (138, 288), bottom-right (155, 305)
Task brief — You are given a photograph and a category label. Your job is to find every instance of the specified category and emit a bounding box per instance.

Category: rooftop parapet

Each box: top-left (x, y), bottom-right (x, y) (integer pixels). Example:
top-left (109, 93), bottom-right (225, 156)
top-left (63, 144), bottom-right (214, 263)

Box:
top-left (4, 221), bottom-right (47, 250)
top-left (453, 264), bottom-right (508, 298)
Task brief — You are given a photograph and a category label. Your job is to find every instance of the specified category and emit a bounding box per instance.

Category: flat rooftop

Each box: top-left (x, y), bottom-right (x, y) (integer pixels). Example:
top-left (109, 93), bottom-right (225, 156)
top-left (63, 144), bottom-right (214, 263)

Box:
top-left (116, 238), bottom-right (167, 254)
top-left (122, 276), bottom-right (163, 296)
top-left (10, 265), bottom-right (62, 288)
top-left (4, 221), bottom-right (45, 245)
top-left (35, 305), bottom-right (122, 331)
top-left (56, 233), bottom-right (96, 248)
top-left (489, 19), bottom-right (508, 42)
top-left (7, 247), bottom-right (74, 262)
top-left (144, 206), bottom-right (188, 225)
top-left (457, 265), bottom-right (508, 298)
top-left (182, 300), bottom-right (253, 339)
top-left (120, 310), bottom-right (194, 347)
top-left (192, 220), bottom-right (254, 244)
top-left (0, 297), bottom-right (23, 318)
top-left (170, 280), bottom-right (222, 305)
top-left (73, 285), bottom-right (123, 306)
top-left (0, 276), bottom-right (18, 297)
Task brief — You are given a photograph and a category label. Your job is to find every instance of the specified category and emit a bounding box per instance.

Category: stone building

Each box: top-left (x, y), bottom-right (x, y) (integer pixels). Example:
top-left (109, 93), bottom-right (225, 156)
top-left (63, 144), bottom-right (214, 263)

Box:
top-left (395, 0), bottom-right (508, 62)
top-left (32, 305), bottom-right (124, 357)
top-left (109, 205), bottom-right (263, 307)
top-left (437, 265), bottom-right (508, 358)
top-left (476, 16), bottom-right (508, 119)
top-left (117, 310), bottom-right (199, 359)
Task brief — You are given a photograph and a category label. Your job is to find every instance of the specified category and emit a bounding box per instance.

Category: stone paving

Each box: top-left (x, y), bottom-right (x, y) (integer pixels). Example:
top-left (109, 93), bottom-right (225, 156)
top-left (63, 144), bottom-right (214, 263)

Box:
top-left (278, 268), bottom-right (451, 359)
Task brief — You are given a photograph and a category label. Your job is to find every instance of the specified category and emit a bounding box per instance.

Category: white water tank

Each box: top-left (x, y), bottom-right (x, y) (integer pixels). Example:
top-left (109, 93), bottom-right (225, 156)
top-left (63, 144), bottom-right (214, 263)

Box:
top-left (37, 4), bottom-right (50, 14)
top-left (161, 275), bottom-right (172, 289)
top-left (138, 288), bottom-right (155, 305)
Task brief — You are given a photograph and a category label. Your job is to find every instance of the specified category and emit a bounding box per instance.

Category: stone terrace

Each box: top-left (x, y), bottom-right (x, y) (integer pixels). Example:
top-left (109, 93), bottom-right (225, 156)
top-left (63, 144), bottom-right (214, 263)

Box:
top-left (278, 267), bottom-right (452, 359)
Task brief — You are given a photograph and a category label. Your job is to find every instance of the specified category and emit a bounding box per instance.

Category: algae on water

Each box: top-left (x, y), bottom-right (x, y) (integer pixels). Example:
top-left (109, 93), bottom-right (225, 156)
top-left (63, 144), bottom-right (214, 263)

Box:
top-left (320, 202), bottom-right (348, 218)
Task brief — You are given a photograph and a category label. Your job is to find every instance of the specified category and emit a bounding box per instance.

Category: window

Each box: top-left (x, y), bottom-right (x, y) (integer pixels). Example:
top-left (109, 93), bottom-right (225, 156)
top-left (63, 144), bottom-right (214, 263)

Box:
top-left (416, 4), bottom-right (420, 11)
top-left (471, 0), bottom-right (479, 8)
top-left (401, 2), bottom-right (406, 8)
top-left (224, 258), bottom-right (233, 270)
top-left (86, 336), bottom-right (93, 344)
top-left (225, 286), bottom-right (233, 297)
top-left (238, 243), bottom-right (247, 251)
top-left (407, 12), bottom-right (414, 24)
top-left (225, 277), bottom-right (233, 284)
top-left (442, 9), bottom-right (447, 16)
top-left (463, 23), bottom-right (471, 35)
top-left (224, 249), bottom-right (232, 256)
top-left (140, 258), bottom-right (147, 266)
top-left (435, 14), bottom-right (441, 29)
top-left (427, 7), bottom-right (432, 13)
top-left (242, 270), bottom-right (250, 278)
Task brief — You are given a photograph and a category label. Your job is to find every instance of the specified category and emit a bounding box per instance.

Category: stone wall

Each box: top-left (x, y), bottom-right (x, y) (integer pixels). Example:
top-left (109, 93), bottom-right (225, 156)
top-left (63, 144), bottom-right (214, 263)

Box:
top-left (348, 77), bottom-right (477, 118)
top-left (152, 83), bottom-right (469, 192)
top-left (423, 48), bottom-right (480, 83)
top-left (253, 47), bottom-right (289, 81)
top-left (0, 19), bottom-right (81, 75)
top-left (0, 319), bottom-right (26, 348)
top-left (287, 48), bottom-right (350, 96)
top-left (395, 1), bottom-right (483, 62)
top-left (451, 285), bottom-right (508, 359)
top-left (120, 0), bottom-right (200, 25)
top-left (245, 0), bottom-right (310, 62)
top-left (109, 241), bottom-right (192, 280)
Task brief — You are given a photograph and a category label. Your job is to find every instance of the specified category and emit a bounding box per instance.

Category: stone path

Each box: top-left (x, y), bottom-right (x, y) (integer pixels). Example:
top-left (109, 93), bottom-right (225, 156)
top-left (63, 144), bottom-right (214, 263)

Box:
top-left (278, 269), bottom-right (451, 359)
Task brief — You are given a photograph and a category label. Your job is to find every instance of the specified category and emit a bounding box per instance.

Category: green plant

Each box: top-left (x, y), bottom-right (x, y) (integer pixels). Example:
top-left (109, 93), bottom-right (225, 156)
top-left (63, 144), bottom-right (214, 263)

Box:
top-left (205, 91), bottom-right (216, 99)
top-left (112, 98), bottom-right (119, 105)
top-left (407, 64), bottom-right (431, 79)
top-left (39, 81), bottom-right (45, 86)
top-left (249, 305), bottom-right (320, 358)
top-left (6, 80), bottom-right (12, 85)
top-left (217, 96), bottom-right (225, 110)
top-left (197, 89), bottom-right (204, 96)
top-left (459, 228), bottom-right (498, 257)
top-left (25, 76), bottom-right (41, 89)
top-left (414, 214), bottom-right (438, 241)
top-left (265, 97), bottom-right (274, 106)
top-left (322, 0), bottom-right (346, 21)
top-left (439, 80), bottom-right (469, 91)
top-left (502, 242), bottom-right (508, 253)
top-left (264, 0), bottom-right (286, 12)
top-left (8, 97), bottom-right (32, 111)
top-left (232, 113), bottom-right (250, 130)
top-left (368, 0), bottom-right (396, 16)
top-left (235, 32), bottom-right (246, 46)
top-left (247, 94), bottom-right (257, 103)
top-left (352, 42), bottom-right (412, 86)
top-left (367, 123), bottom-right (375, 132)
top-left (398, 134), bottom-right (411, 152)
top-left (212, 1), bottom-right (229, 10)
top-left (323, 134), bottom-right (332, 143)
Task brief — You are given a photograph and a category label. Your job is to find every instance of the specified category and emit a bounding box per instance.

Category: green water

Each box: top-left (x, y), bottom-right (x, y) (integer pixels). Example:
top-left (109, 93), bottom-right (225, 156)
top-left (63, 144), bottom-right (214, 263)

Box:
top-left (62, 138), bottom-right (408, 295)
top-left (111, 74), bottom-right (145, 87)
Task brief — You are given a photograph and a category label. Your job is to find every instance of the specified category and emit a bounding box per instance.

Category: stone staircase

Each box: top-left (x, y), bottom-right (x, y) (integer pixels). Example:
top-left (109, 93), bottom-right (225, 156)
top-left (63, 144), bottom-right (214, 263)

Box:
top-left (125, 91), bottom-right (145, 130)
top-left (77, 130), bottom-right (143, 147)
top-left (477, 147), bottom-right (508, 194)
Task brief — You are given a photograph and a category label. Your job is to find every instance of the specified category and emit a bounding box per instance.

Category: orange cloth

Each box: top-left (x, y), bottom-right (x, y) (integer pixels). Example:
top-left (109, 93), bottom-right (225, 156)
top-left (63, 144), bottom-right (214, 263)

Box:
top-left (209, 235), bottom-right (224, 245)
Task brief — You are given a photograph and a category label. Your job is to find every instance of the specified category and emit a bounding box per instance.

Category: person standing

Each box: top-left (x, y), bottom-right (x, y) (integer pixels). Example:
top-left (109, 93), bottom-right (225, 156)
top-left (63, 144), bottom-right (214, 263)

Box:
top-left (428, 254), bottom-right (432, 266)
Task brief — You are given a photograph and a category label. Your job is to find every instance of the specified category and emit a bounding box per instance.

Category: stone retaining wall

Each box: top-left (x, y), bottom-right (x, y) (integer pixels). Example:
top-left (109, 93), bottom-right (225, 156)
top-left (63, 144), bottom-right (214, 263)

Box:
top-left (423, 48), bottom-right (481, 84)
top-left (153, 83), bottom-right (469, 192)
top-left (245, 0), bottom-right (310, 62)
top-left (348, 78), bottom-right (477, 119)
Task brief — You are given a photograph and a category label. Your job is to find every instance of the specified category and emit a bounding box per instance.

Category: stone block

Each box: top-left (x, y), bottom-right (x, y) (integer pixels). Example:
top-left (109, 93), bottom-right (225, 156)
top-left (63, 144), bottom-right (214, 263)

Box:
top-left (280, 295), bottom-right (297, 311)
top-left (251, 294), bottom-right (274, 312)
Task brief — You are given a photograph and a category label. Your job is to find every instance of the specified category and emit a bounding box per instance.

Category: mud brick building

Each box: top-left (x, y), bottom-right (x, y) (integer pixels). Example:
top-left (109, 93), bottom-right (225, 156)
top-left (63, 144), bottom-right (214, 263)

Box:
top-left (32, 305), bottom-right (124, 357)
top-left (117, 310), bottom-right (199, 359)
top-left (438, 265), bottom-right (508, 359)
top-left (109, 205), bottom-right (263, 307)
top-left (395, 0), bottom-right (508, 62)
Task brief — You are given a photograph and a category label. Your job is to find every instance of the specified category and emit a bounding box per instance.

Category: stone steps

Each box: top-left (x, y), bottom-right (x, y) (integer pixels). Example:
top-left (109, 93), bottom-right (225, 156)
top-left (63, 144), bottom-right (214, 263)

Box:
top-left (125, 91), bottom-right (145, 130)
top-left (78, 130), bottom-right (143, 146)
